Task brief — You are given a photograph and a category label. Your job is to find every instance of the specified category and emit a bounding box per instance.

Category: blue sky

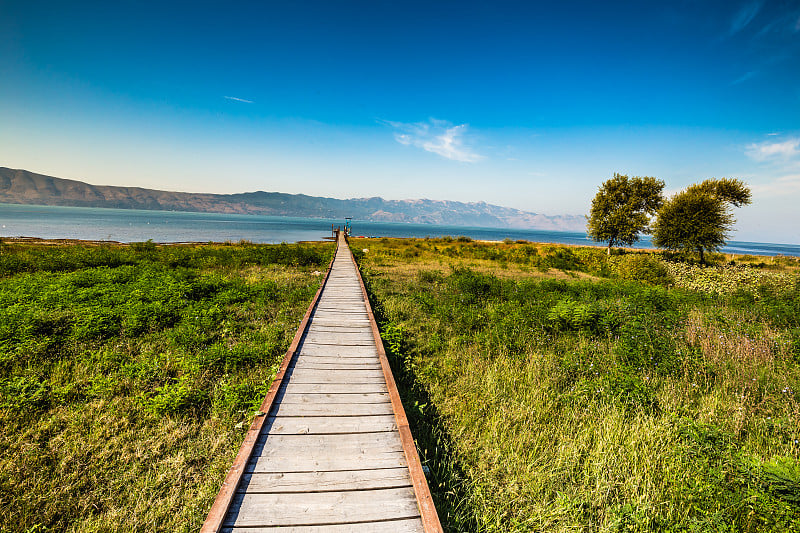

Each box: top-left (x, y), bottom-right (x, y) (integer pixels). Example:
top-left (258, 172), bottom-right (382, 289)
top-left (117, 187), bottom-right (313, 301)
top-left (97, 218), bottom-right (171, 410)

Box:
top-left (1, 0), bottom-right (800, 243)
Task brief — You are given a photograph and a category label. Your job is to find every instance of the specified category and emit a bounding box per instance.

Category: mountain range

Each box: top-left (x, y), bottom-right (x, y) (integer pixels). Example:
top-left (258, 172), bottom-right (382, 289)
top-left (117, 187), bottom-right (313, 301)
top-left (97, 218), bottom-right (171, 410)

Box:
top-left (0, 167), bottom-right (586, 232)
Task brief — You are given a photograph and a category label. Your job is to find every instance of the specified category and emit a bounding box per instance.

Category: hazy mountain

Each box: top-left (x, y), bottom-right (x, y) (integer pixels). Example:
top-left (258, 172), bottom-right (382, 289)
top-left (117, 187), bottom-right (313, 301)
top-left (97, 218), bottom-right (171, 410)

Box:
top-left (0, 167), bottom-right (586, 232)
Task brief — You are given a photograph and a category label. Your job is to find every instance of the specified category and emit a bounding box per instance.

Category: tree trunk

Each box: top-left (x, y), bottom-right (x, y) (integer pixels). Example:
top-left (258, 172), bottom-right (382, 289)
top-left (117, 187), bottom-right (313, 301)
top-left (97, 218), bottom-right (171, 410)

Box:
top-left (607, 242), bottom-right (612, 256)
top-left (698, 247), bottom-right (705, 264)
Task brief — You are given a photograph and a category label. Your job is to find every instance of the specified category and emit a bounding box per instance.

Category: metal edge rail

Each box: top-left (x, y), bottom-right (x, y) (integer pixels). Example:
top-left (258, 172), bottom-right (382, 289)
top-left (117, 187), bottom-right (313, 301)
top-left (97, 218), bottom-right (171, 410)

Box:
top-left (345, 237), bottom-right (444, 533)
top-left (200, 236), bottom-right (340, 533)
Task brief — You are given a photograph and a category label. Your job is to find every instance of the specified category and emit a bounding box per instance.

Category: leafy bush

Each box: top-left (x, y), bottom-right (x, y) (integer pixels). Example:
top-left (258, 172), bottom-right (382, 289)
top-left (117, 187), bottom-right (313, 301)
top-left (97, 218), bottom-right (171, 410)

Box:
top-left (665, 261), bottom-right (795, 295)
top-left (149, 376), bottom-right (210, 415)
top-left (450, 268), bottom-right (501, 304)
top-left (610, 254), bottom-right (673, 285)
top-left (547, 297), bottom-right (620, 334)
top-left (0, 375), bottom-right (50, 411)
top-left (761, 457), bottom-right (800, 505)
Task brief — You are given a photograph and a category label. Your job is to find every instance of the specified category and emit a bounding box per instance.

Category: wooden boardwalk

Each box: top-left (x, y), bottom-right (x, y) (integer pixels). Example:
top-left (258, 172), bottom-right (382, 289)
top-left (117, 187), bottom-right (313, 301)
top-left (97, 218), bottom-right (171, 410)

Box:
top-left (202, 234), bottom-right (441, 532)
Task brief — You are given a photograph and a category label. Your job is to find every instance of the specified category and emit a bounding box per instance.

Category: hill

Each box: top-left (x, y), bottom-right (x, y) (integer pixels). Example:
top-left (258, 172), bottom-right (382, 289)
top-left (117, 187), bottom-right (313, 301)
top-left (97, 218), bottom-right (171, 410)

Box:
top-left (0, 167), bottom-right (585, 231)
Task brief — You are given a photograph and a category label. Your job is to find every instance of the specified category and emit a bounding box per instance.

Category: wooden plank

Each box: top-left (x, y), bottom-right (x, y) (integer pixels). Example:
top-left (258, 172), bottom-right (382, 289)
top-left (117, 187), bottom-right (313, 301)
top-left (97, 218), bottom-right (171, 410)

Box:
top-left (223, 488), bottom-right (421, 527)
top-left (221, 519), bottom-right (424, 533)
top-left (253, 431), bottom-right (403, 452)
top-left (277, 392), bottom-right (389, 404)
top-left (279, 382), bottom-right (388, 394)
top-left (278, 389), bottom-right (389, 404)
top-left (302, 332), bottom-right (375, 342)
top-left (291, 356), bottom-right (383, 366)
top-left (248, 450), bottom-right (407, 473)
top-left (237, 468), bottom-right (413, 493)
top-left (271, 402), bottom-right (393, 417)
top-left (304, 325), bottom-right (372, 332)
top-left (284, 368), bottom-right (386, 383)
top-left (263, 415), bottom-right (396, 434)
top-left (299, 338), bottom-right (376, 347)
top-left (290, 360), bottom-right (382, 371)
top-left (308, 315), bottom-right (371, 322)
top-left (295, 350), bottom-right (378, 359)
top-left (298, 342), bottom-right (377, 354)
top-left (304, 315), bottom-right (371, 322)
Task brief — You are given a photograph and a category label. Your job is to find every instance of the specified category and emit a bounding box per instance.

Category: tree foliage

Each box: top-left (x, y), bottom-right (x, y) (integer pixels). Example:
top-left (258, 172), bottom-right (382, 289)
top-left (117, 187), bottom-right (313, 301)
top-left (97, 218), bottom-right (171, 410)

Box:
top-left (587, 173), bottom-right (665, 254)
top-left (652, 178), bottom-right (752, 263)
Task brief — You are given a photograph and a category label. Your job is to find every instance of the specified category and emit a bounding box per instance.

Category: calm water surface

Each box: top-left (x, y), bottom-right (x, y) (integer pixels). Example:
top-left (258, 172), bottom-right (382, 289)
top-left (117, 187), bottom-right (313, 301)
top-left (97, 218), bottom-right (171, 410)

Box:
top-left (2, 203), bottom-right (799, 257)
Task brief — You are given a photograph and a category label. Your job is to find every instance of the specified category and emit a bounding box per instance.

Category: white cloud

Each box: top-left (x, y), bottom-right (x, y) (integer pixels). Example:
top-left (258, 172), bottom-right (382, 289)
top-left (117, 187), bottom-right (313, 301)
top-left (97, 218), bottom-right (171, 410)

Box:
top-left (730, 2), bottom-right (762, 35)
top-left (750, 174), bottom-right (800, 196)
top-left (223, 96), bottom-right (254, 104)
top-left (383, 118), bottom-right (484, 162)
top-left (731, 70), bottom-right (757, 85)
top-left (745, 138), bottom-right (800, 161)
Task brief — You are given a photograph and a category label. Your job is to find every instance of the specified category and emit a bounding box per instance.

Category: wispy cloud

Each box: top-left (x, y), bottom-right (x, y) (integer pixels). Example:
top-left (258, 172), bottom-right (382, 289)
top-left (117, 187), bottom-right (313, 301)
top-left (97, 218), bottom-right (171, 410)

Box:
top-left (731, 70), bottom-right (757, 85)
top-left (750, 174), bottom-right (800, 196)
top-left (382, 118), bottom-right (484, 162)
top-left (730, 1), bottom-right (762, 35)
top-left (746, 138), bottom-right (800, 161)
top-left (223, 96), bottom-right (254, 104)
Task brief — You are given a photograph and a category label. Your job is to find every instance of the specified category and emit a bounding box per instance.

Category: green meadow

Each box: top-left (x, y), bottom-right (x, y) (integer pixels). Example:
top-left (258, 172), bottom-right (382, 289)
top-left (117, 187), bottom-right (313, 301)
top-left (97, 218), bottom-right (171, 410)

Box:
top-left (0, 240), bottom-right (333, 532)
top-left (354, 237), bottom-right (800, 532)
top-left (1, 236), bottom-right (799, 532)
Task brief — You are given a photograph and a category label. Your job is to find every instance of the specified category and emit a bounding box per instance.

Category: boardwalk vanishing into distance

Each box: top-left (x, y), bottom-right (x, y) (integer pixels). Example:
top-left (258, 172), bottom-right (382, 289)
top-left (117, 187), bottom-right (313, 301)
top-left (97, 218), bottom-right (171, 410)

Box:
top-left (202, 232), bottom-right (442, 532)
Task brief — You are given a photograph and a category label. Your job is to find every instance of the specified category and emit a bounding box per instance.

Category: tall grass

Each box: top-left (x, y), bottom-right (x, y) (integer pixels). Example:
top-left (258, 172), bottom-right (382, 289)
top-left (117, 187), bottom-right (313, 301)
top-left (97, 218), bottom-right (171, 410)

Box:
top-left (0, 241), bottom-right (332, 532)
top-left (356, 238), bottom-right (800, 532)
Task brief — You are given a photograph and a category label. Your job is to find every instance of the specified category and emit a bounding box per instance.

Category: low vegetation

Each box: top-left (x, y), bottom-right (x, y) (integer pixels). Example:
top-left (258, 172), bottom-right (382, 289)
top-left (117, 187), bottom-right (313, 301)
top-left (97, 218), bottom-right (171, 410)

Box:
top-left (0, 240), bottom-right (333, 532)
top-left (354, 237), bottom-right (800, 532)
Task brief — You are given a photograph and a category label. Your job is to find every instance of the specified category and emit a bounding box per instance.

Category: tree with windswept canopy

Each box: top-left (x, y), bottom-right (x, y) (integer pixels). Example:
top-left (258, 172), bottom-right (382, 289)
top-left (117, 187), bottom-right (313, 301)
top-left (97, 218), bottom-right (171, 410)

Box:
top-left (652, 178), bottom-right (752, 264)
top-left (586, 173), bottom-right (665, 255)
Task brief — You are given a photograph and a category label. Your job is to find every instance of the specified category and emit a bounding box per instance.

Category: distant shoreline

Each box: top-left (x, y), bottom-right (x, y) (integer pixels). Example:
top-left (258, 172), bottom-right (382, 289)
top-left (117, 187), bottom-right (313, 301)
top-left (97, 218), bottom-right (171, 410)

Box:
top-left (4, 235), bottom-right (796, 261)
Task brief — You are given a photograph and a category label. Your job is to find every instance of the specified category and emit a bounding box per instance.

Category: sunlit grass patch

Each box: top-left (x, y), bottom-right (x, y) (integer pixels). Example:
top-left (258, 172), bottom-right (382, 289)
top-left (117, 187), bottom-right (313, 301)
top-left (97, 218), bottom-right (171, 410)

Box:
top-left (0, 240), bottom-right (332, 532)
top-left (356, 238), bottom-right (800, 532)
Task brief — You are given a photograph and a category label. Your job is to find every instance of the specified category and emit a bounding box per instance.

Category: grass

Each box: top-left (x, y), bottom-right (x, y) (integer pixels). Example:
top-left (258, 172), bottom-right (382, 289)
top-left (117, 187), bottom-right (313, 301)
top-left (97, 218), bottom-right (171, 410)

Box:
top-left (0, 240), bottom-right (333, 532)
top-left (354, 237), bottom-right (800, 532)
top-left (2, 235), bottom-right (798, 532)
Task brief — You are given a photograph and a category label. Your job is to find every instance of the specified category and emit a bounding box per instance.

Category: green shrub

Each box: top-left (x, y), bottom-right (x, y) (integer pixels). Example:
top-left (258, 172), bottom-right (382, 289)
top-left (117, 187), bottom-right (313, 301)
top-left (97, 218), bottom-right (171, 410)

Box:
top-left (149, 376), bottom-right (211, 415)
top-left (761, 457), bottom-right (800, 505)
top-left (546, 297), bottom-right (620, 334)
top-left (0, 375), bottom-right (50, 411)
top-left (610, 254), bottom-right (673, 285)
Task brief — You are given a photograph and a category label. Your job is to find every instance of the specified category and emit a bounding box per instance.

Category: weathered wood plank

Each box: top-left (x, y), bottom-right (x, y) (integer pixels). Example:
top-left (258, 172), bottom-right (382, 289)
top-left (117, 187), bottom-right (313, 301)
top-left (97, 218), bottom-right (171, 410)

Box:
top-left (277, 392), bottom-right (389, 404)
top-left (263, 415), bottom-right (396, 434)
top-left (308, 315), bottom-right (371, 323)
top-left (297, 344), bottom-right (378, 356)
top-left (279, 382), bottom-right (388, 394)
top-left (302, 332), bottom-right (375, 343)
top-left (271, 402), bottom-right (394, 417)
top-left (248, 450), bottom-right (407, 473)
top-left (284, 368), bottom-right (385, 383)
top-left (291, 356), bottom-right (382, 366)
top-left (304, 325), bottom-right (372, 332)
top-left (300, 338), bottom-right (376, 347)
top-left (222, 519), bottom-right (424, 533)
top-left (254, 431), bottom-right (402, 451)
top-left (289, 361), bottom-right (382, 371)
top-left (223, 488), bottom-right (421, 527)
top-left (237, 468), bottom-right (413, 493)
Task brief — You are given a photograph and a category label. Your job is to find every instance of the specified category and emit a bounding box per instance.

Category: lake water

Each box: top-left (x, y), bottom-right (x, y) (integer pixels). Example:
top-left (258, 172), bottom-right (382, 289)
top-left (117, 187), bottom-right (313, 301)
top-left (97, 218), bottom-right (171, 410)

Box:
top-left (2, 202), bottom-right (799, 257)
